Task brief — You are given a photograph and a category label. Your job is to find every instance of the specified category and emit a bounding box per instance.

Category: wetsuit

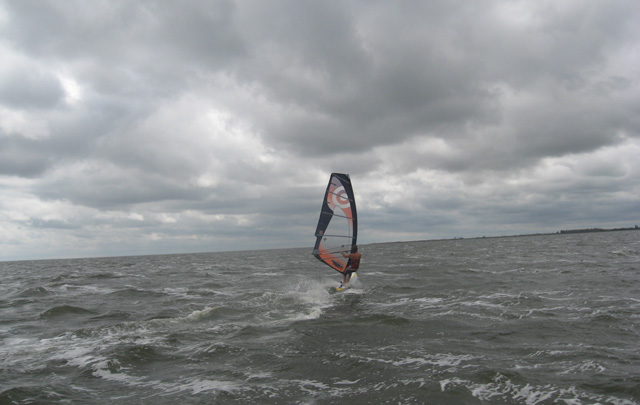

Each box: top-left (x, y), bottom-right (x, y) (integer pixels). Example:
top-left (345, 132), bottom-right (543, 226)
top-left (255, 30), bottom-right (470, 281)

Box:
top-left (345, 256), bottom-right (360, 277)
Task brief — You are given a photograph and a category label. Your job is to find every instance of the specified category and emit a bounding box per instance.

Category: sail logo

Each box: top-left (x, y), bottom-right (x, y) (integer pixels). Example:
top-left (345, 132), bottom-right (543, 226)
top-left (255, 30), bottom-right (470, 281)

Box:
top-left (330, 186), bottom-right (350, 211)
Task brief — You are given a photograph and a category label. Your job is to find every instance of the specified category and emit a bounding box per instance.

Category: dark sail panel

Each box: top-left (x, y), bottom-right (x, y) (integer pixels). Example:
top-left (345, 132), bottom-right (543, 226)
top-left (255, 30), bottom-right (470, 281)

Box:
top-left (312, 173), bottom-right (358, 273)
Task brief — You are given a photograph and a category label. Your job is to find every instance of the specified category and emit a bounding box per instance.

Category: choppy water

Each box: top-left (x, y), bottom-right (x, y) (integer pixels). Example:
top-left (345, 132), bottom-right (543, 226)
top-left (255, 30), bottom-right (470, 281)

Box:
top-left (1, 231), bottom-right (639, 404)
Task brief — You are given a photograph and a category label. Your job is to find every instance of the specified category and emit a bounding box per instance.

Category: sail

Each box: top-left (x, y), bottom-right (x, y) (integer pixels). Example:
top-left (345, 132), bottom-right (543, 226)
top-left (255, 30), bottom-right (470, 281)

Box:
top-left (312, 173), bottom-right (358, 273)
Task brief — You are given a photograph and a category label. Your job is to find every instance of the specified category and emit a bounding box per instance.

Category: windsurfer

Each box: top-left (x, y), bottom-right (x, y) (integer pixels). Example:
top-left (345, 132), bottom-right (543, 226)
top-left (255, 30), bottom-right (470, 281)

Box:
top-left (340, 245), bottom-right (361, 287)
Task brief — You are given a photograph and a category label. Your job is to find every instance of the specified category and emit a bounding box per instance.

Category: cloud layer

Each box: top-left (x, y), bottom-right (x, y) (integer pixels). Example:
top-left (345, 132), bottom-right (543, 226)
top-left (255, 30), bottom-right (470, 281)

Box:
top-left (1, 0), bottom-right (639, 260)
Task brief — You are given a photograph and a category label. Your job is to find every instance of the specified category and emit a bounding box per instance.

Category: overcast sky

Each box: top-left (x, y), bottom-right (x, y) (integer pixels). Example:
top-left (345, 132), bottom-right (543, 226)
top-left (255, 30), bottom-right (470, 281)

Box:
top-left (1, 1), bottom-right (639, 261)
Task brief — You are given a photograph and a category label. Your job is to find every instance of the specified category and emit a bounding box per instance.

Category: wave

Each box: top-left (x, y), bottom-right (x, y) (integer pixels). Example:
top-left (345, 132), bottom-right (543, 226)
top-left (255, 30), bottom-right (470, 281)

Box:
top-left (440, 371), bottom-right (638, 405)
top-left (39, 305), bottom-right (96, 318)
top-left (113, 343), bottom-right (173, 366)
top-left (0, 384), bottom-right (97, 404)
top-left (352, 313), bottom-right (412, 327)
top-left (106, 286), bottom-right (167, 299)
top-left (87, 272), bottom-right (126, 279)
top-left (17, 286), bottom-right (52, 297)
top-left (185, 306), bottom-right (233, 322)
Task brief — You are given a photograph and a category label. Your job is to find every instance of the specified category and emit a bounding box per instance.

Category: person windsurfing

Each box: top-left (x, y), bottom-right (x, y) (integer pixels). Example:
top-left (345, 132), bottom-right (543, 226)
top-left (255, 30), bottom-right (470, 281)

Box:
top-left (339, 245), bottom-right (361, 288)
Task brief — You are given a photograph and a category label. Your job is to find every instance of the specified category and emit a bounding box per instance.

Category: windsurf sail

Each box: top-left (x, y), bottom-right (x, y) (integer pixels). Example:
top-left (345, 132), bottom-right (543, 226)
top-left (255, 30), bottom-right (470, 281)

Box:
top-left (312, 173), bottom-right (358, 273)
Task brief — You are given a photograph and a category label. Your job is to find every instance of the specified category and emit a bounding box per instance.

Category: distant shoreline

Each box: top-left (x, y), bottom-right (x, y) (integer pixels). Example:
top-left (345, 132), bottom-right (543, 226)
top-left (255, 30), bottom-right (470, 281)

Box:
top-left (557, 226), bottom-right (639, 234)
top-left (447, 226), bottom-right (640, 241)
top-left (374, 226), bottom-right (640, 248)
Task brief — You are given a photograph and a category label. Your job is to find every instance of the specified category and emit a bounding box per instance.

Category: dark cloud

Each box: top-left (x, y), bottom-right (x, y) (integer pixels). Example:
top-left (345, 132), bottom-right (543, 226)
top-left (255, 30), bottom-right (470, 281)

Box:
top-left (26, 217), bottom-right (80, 230)
top-left (0, 67), bottom-right (64, 109)
top-left (0, 137), bottom-right (53, 177)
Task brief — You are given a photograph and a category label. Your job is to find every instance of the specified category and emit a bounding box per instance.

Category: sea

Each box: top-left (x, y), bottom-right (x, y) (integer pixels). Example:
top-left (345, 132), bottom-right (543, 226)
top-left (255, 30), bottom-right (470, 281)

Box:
top-left (1, 230), bottom-right (639, 404)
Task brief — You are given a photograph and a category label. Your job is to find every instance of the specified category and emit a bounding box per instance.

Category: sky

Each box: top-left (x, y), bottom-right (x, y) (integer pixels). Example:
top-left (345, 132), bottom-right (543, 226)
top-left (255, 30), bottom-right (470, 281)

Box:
top-left (1, 0), bottom-right (639, 261)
